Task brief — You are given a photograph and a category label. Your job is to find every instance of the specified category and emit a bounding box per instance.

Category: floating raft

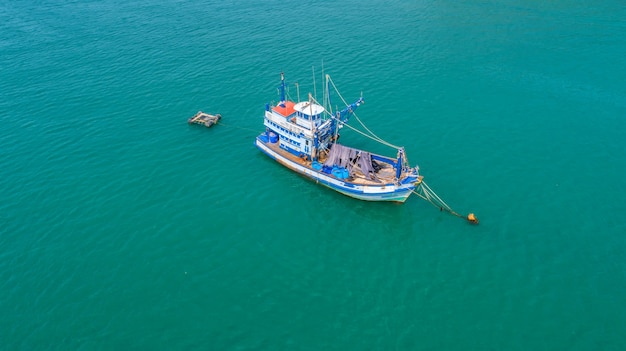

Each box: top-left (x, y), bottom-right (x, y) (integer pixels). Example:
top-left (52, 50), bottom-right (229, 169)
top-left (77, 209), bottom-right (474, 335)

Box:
top-left (188, 111), bottom-right (221, 127)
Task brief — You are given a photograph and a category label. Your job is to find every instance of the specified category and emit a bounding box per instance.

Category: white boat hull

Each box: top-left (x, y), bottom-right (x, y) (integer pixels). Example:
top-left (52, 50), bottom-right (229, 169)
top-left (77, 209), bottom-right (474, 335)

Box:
top-left (256, 137), bottom-right (417, 202)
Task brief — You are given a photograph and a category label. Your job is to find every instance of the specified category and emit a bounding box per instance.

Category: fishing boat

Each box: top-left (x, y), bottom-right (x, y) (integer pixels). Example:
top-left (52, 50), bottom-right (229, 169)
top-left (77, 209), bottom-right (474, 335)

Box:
top-left (255, 72), bottom-right (423, 202)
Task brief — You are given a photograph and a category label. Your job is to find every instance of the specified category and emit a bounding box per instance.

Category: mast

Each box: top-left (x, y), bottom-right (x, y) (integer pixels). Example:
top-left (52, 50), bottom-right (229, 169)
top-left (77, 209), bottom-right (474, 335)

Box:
top-left (312, 66), bottom-right (317, 103)
top-left (313, 132), bottom-right (319, 161)
top-left (310, 92), bottom-right (318, 161)
top-left (395, 148), bottom-right (404, 179)
top-left (336, 97), bottom-right (365, 122)
top-left (331, 94), bottom-right (365, 143)
top-left (333, 111), bottom-right (341, 141)
top-left (321, 61), bottom-right (325, 109)
top-left (279, 72), bottom-right (286, 107)
top-left (295, 81), bottom-right (300, 102)
top-left (325, 74), bottom-right (332, 114)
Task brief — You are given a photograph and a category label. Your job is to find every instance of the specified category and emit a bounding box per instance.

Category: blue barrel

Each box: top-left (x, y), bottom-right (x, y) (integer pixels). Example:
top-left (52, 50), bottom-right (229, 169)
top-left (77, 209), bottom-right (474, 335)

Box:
top-left (332, 167), bottom-right (348, 179)
top-left (312, 161), bottom-right (322, 171)
top-left (341, 169), bottom-right (349, 179)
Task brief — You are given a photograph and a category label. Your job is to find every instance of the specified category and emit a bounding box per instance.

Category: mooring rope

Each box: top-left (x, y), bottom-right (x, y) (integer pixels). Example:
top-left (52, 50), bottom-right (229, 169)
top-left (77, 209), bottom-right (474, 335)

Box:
top-left (215, 121), bottom-right (260, 135)
top-left (412, 181), bottom-right (478, 224)
top-left (420, 182), bottom-right (459, 215)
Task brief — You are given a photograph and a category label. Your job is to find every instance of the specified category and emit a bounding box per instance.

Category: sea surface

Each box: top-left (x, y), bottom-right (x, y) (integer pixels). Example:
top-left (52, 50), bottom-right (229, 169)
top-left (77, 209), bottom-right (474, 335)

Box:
top-left (1, 0), bottom-right (625, 349)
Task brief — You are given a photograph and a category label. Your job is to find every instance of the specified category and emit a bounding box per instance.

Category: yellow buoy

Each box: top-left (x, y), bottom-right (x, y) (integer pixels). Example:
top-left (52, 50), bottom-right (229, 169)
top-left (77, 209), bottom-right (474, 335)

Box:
top-left (467, 213), bottom-right (479, 225)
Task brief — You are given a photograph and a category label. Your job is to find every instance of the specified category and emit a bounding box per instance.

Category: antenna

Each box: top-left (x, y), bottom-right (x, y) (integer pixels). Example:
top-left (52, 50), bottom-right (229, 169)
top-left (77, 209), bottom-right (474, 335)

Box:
top-left (279, 72), bottom-right (286, 107)
top-left (312, 66), bottom-right (317, 103)
top-left (326, 74), bottom-right (332, 114)
top-left (296, 81), bottom-right (300, 102)
top-left (321, 60), bottom-right (325, 109)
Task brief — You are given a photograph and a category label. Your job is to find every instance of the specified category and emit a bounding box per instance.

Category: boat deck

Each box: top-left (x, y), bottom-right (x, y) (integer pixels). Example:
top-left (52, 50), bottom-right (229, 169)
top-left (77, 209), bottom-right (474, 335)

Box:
top-left (188, 111), bottom-right (221, 127)
top-left (262, 139), bottom-right (406, 185)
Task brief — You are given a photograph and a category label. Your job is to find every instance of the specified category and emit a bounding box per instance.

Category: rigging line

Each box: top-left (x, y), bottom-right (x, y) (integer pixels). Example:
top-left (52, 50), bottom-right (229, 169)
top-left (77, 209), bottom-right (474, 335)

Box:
top-left (351, 111), bottom-right (398, 147)
top-left (327, 75), bottom-right (401, 149)
top-left (326, 75), bottom-right (349, 106)
top-left (333, 116), bottom-right (400, 149)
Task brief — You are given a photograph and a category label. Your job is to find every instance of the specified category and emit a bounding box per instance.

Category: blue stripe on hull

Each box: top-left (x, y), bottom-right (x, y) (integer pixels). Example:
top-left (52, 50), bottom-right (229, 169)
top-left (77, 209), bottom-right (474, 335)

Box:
top-left (255, 136), bottom-right (415, 203)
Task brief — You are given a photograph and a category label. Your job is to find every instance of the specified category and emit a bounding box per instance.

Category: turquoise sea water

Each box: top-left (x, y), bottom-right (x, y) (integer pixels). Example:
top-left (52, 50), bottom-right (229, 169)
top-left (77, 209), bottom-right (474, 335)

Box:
top-left (2, 0), bottom-right (625, 349)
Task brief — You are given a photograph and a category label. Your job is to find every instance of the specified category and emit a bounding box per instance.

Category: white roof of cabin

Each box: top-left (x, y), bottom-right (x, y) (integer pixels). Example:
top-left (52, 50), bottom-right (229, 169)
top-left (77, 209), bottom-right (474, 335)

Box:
top-left (293, 101), bottom-right (325, 116)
